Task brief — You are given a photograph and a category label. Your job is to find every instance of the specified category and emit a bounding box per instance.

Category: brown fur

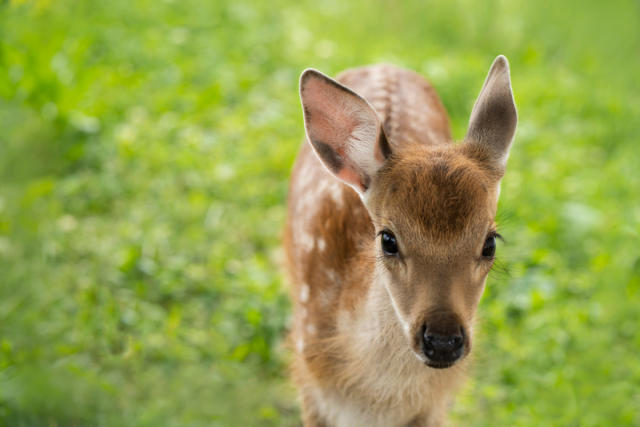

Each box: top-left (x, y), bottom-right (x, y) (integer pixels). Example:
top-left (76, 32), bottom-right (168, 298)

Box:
top-left (285, 59), bottom-right (517, 426)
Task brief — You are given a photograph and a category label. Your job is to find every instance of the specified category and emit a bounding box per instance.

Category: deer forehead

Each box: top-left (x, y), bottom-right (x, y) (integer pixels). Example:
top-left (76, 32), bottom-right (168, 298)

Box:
top-left (369, 147), bottom-right (497, 245)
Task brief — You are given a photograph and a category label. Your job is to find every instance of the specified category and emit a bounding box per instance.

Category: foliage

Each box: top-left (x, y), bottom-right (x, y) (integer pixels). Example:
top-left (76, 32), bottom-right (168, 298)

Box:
top-left (0, 0), bottom-right (639, 425)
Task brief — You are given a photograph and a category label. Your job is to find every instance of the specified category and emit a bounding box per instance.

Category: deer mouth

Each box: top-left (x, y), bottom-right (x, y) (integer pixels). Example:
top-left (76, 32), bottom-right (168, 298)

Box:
top-left (424, 360), bottom-right (458, 369)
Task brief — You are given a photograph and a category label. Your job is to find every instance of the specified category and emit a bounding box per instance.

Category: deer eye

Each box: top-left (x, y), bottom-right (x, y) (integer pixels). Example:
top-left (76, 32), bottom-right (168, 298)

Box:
top-left (482, 235), bottom-right (496, 258)
top-left (380, 230), bottom-right (398, 256)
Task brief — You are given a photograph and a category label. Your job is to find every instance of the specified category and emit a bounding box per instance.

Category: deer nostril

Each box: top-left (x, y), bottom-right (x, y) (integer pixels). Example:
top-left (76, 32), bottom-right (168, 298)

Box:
top-left (451, 335), bottom-right (463, 349)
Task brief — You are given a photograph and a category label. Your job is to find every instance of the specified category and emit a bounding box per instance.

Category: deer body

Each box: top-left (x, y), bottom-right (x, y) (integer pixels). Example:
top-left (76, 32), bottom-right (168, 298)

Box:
top-left (285, 58), bottom-right (517, 426)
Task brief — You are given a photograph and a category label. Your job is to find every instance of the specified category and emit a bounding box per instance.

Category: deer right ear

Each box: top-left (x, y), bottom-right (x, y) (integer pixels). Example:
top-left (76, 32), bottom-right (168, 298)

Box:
top-left (464, 55), bottom-right (518, 170)
top-left (300, 69), bottom-right (391, 194)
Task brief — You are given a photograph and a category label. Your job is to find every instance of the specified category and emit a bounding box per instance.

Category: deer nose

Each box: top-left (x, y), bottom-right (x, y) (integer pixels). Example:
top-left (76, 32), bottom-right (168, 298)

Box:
top-left (422, 326), bottom-right (464, 366)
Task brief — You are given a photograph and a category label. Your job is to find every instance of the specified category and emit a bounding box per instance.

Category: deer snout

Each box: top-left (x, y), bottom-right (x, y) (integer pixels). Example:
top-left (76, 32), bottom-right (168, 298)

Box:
top-left (420, 323), bottom-right (465, 368)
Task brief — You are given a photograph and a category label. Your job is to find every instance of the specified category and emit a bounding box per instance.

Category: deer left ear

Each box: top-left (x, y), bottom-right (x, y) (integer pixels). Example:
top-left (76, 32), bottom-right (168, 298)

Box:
top-left (465, 55), bottom-right (518, 170)
top-left (299, 69), bottom-right (391, 194)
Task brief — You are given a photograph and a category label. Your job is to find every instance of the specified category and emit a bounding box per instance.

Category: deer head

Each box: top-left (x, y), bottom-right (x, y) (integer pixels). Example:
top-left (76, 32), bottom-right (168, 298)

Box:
top-left (299, 56), bottom-right (517, 368)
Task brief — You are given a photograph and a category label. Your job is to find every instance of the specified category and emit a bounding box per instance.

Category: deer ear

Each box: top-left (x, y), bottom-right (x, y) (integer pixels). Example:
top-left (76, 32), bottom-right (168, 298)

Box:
top-left (300, 69), bottom-right (391, 194)
top-left (465, 55), bottom-right (518, 170)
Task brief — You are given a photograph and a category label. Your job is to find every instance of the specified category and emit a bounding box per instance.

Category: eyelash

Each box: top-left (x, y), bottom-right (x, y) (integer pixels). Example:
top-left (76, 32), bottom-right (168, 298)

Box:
top-left (489, 231), bottom-right (503, 240)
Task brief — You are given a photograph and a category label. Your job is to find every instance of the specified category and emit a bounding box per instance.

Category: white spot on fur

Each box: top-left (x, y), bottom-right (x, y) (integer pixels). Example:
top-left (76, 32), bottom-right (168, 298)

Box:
top-left (300, 284), bottom-right (310, 303)
top-left (299, 230), bottom-right (315, 253)
top-left (296, 338), bottom-right (304, 353)
top-left (306, 323), bottom-right (317, 335)
top-left (326, 268), bottom-right (341, 285)
top-left (296, 166), bottom-right (316, 191)
top-left (290, 170), bottom-right (348, 255)
top-left (328, 181), bottom-right (344, 206)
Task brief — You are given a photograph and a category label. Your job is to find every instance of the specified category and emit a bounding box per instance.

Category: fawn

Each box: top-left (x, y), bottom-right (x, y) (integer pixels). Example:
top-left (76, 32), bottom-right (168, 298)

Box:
top-left (284, 55), bottom-right (517, 426)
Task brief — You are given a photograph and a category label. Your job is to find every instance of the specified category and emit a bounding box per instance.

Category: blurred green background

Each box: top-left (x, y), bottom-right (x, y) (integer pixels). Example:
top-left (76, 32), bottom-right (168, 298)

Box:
top-left (1, 0), bottom-right (639, 425)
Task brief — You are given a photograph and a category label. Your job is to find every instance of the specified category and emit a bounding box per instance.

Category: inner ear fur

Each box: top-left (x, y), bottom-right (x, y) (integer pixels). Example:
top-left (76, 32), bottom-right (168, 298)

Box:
top-left (300, 69), bottom-right (391, 193)
top-left (464, 55), bottom-right (518, 170)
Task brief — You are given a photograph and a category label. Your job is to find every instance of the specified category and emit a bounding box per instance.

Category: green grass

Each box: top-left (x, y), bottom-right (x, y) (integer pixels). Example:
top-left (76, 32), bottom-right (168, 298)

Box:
top-left (1, 0), bottom-right (639, 425)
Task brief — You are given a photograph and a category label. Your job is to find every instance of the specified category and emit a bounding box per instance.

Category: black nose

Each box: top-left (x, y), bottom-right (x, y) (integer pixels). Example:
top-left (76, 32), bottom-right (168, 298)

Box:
top-left (422, 326), bottom-right (464, 366)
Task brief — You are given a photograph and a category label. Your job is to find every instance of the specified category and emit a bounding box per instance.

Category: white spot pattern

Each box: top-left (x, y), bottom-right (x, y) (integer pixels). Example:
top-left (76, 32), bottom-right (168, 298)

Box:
top-left (300, 284), bottom-right (310, 303)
